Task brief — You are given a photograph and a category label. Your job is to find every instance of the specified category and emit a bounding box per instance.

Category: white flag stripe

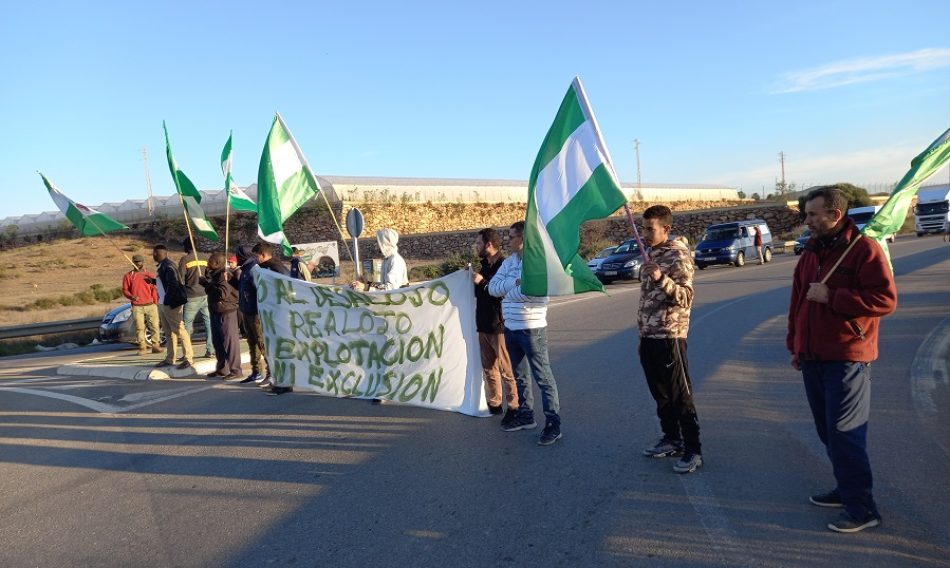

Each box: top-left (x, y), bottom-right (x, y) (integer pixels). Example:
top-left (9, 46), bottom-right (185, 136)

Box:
top-left (270, 140), bottom-right (302, 189)
top-left (183, 196), bottom-right (214, 232)
top-left (533, 209), bottom-right (577, 296)
top-left (48, 186), bottom-right (72, 213)
top-left (535, 120), bottom-right (604, 225)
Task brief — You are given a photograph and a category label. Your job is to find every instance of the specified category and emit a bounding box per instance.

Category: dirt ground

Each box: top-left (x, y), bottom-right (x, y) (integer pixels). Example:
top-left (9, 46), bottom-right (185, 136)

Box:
top-left (0, 237), bottom-right (443, 327)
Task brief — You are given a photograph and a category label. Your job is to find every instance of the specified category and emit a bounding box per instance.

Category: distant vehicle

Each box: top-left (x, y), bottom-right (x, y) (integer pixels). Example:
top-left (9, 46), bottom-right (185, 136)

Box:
top-left (594, 239), bottom-right (643, 284)
top-left (847, 206), bottom-right (895, 242)
top-left (587, 246), bottom-right (618, 272)
top-left (694, 220), bottom-right (773, 269)
top-left (97, 303), bottom-right (205, 345)
top-left (914, 185), bottom-right (950, 237)
top-left (794, 229), bottom-right (811, 255)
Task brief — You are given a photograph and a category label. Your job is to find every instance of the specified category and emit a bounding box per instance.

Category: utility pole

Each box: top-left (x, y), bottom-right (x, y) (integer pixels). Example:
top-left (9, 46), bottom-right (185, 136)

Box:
top-left (634, 138), bottom-right (642, 196)
top-left (142, 147), bottom-right (154, 217)
top-left (778, 151), bottom-right (787, 195)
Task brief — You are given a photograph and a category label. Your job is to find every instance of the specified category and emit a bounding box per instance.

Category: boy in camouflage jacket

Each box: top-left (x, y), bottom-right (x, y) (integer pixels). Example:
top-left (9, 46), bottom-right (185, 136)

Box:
top-left (637, 205), bottom-right (704, 474)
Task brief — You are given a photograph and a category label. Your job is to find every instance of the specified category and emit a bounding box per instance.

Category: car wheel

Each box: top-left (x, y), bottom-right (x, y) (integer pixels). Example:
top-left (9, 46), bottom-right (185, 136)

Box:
top-left (146, 327), bottom-right (167, 346)
top-left (734, 252), bottom-right (745, 267)
top-left (917, 232), bottom-right (925, 237)
top-left (763, 248), bottom-right (772, 263)
top-left (696, 264), bottom-right (706, 270)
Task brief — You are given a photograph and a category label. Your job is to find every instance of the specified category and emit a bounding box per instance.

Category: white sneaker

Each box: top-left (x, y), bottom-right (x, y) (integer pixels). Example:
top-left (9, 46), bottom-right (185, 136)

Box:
top-left (254, 374), bottom-right (270, 385)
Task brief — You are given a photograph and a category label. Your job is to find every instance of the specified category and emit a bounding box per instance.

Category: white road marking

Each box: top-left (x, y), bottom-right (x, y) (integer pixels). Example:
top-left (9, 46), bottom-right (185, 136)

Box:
top-left (1, 385), bottom-right (214, 414)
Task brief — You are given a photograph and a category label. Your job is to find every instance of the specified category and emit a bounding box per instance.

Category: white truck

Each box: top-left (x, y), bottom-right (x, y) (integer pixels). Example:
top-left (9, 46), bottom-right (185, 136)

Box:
top-left (915, 185), bottom-right (950, 237)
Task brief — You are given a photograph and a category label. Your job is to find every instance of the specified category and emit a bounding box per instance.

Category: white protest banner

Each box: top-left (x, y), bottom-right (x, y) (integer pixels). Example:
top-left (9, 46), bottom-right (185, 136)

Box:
top-left (254, 268), bottom-right (488, 417)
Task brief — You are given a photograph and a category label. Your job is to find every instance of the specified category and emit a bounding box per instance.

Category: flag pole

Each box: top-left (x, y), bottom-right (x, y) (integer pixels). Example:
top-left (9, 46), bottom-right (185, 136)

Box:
top-left (163, 122), bottom-right (200, 259)
top-left (572, 77), bottom-right (650, 262)
top-left (225, 185), bottom-right (232, 256)
top-left (84, 210), bottom-right (138, 269)
top-left (275, 112), bottom-right (356, 265)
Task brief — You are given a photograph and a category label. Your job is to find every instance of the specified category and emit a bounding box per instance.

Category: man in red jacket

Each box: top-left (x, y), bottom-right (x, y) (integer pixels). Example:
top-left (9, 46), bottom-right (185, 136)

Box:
top-left (122, 254), bottom-right (161, 356)
top-left (788, 186), bottom-right (897, 533)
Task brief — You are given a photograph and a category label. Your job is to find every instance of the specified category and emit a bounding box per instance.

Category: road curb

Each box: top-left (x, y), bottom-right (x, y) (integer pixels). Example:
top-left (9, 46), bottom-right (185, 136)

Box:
top-left (58, 351), bottom-right (252, 381)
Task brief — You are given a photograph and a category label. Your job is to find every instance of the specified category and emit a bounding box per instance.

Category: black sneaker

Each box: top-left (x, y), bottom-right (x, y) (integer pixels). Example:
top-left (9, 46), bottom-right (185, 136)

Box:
top-left (537, 422), bottom-right (562, 446)
top-left (672, 451), bottom-right (703, 474)
top-left (175, 361), bottom-right (193, 370)
top-left (488, 404), bottom-right (503, 415)
top-left (500, 408), bottom-right (519, 429)
top-left (810, 490), bottom-right (844, 508)
top-left (262, 384), bottom-right (293, 396)
top-left (827, 511), bottom-right (880, 533)
top-left (206, 371), bottom-right (223, 378)
top-left (642, 438), bottom-right (684, 458)
top-left (154, 360), bottom-right (174, 368)
top-left (501, 413), bottom-right (537, 432)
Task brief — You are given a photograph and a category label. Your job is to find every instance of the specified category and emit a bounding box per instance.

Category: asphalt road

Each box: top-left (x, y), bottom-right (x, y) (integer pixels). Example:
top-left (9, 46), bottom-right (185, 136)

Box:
top-left (1, 237), bottom-right (948, 568)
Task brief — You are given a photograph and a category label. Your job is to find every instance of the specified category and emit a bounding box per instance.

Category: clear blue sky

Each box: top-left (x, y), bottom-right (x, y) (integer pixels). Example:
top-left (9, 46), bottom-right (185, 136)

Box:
top-left (2, 0), bottom-right (949, 218)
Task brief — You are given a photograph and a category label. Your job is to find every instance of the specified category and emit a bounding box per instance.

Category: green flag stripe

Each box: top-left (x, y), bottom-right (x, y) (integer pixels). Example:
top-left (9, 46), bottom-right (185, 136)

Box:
top-left (527, 86), bottom-right (586, 192)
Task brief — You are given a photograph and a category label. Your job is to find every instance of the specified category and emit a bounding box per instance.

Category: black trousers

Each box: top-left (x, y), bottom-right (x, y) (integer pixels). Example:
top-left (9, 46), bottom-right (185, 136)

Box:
top-left (211, 310), bottom-right (242, 376)
top-left (639, 338), bottom-right (702, 453)
top-left (239, 311), bottom-right (267, 375)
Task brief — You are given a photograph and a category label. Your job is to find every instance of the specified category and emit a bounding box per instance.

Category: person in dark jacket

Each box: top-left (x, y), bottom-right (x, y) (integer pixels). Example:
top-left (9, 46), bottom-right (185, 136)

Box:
top-left (472, 228), bottom-right (518, 418)
top-left (232, 244), bottom-right (265, 384)
top-left (201, 252), bottom-right (242, 380)
top-left (788, 186), bottom-right (897, 534)
top-left (152, 244), bottom-right (193, 369)
top-left (179, 239), bottom-right (214, 359)
top-left (250, 242), bottom-right (293, 395)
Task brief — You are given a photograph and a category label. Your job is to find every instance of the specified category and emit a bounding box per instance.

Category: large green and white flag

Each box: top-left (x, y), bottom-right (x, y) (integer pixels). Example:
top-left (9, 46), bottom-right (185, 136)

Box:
top-left (39, 172), bottom-right (128, 236)
top-left (257, 112), bottom-right (321, 255)
top-left (221, 132), bottom-right (257, 213)
top-left (863, 127), bottom-right (950, 241)
top-left (162, 122), bottom-right (219, 241)
top-left (521, 77), bottom-right (628, 296)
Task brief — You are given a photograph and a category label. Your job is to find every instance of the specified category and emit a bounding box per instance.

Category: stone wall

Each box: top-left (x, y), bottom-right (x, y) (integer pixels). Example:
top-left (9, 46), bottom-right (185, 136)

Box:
top-left (4, 200), bottom-right (802, 261)
top-left (349, 204), bottom-right (803, 260)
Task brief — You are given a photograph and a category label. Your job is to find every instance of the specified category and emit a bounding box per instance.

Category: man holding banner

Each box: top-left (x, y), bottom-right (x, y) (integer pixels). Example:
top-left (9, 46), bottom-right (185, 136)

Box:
top-left (789, 186), bottom-right (897, 533)
top-left (489, 221), bottom-right (562, 446)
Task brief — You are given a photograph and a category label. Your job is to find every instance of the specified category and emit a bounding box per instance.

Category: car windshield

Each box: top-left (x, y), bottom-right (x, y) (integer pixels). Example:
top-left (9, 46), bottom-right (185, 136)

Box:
top-left (848, 212), bottom-right (875, 223)
top-left (614, 241), bottom-right (640, 254)
top-left (703, 228), bottom-right (739, 241)
top-left (915, 201), bottom-right (949, 215)
top-left (595, 246), bottom-right (617, 259)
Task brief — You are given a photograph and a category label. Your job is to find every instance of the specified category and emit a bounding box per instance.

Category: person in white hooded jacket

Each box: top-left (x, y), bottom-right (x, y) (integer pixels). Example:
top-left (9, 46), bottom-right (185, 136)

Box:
top-left (351, 228), bottom-right (408, 291)
top-left (487, 221), bottom-right (562, 446)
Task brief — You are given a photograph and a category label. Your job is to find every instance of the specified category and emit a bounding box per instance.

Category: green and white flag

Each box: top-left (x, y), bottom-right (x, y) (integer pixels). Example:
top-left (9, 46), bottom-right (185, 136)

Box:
top-left (39, 172), bottom-right (128, 236)
top-left (863, 127), bottom-right (950, 241)
top-left (257, 112), bottom-right (321, 255)
top-left (163, 122), bottom-right (219, 241)
top-left (521, 77), bottom-right (628, 296)
top-left (221, 132), bottom-right (257, 213)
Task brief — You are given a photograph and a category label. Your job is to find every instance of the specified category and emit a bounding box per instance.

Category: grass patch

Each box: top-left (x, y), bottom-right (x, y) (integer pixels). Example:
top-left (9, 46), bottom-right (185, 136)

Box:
top-left (2, 284), bottom-right (124, 312)
top-left (0, 330), bottom-right (99, 357)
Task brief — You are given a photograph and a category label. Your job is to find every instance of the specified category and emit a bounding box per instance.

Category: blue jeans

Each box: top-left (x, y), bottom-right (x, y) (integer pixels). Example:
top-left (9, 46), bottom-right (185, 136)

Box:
top-left (802, 360), bottom-right (879, 520)
top-left (183, 296), bottom-right (214, 356)
top-left (504, 327), bottom-right (560, 425)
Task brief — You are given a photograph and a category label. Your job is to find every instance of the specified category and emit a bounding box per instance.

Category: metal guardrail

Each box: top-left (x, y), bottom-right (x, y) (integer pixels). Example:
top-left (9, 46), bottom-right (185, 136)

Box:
top-left (0, 317), bottom-right (101, 340)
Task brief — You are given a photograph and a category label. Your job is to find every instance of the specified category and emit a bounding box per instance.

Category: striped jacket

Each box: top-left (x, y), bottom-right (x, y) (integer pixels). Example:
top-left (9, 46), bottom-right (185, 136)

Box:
top-left (487, 252), bottom-right (548, 330)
